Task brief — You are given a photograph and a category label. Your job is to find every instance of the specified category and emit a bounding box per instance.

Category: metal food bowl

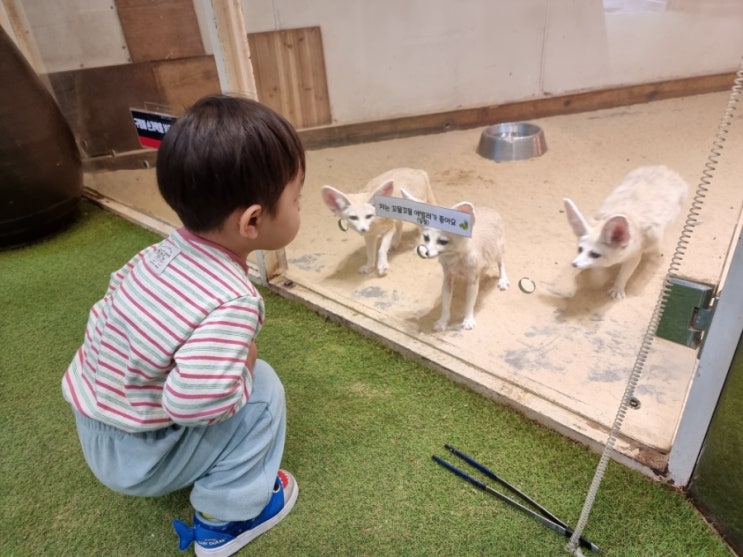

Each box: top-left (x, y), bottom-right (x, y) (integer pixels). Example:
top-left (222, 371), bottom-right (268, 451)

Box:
top-left (476, 122), bottom-right (547, 162)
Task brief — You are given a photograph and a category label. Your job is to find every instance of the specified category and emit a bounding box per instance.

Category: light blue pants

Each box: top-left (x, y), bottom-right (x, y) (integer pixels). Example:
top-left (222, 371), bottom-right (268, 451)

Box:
top-left (73, 359), bottom-right (286, 522)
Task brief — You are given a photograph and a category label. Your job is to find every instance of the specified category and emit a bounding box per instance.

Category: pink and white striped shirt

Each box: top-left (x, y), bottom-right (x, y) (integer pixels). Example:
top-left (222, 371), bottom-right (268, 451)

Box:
top-left (62, 228), bottom-right (264, 433)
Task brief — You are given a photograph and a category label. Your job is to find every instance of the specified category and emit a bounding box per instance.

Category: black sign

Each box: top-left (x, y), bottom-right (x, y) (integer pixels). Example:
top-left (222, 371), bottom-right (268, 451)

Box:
top-left (130, 108), bottom-right (177, 149)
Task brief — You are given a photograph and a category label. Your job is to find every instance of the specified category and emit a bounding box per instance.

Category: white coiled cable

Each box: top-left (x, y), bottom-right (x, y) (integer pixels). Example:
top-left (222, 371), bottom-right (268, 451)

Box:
top-left (565, 56), bottom-right (743, 556)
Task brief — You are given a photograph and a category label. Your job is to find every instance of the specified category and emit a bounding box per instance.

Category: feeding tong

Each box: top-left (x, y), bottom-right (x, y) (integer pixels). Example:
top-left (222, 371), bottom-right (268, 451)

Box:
top-left (433, 444), bottom-right (600, 553)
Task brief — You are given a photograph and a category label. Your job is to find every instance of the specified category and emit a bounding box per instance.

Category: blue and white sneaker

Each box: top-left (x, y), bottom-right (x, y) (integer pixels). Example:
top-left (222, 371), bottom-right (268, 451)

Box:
top-left (173, 470), bottom-right (298, 557)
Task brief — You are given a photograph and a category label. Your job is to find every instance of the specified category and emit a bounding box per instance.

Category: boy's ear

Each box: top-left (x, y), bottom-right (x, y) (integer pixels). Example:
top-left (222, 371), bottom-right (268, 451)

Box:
top-left (237, 204), bottom-right (263, 239)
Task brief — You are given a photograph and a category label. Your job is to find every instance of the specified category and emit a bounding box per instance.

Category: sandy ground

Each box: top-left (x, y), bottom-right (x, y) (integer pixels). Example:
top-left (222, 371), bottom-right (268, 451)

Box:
top-left (87, 91), bottom-right (743, 473)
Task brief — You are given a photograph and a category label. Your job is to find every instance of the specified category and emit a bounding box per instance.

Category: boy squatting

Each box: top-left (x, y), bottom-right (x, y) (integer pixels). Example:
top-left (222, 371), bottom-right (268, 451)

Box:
top-left (62, 94), bottom-right (304, 557)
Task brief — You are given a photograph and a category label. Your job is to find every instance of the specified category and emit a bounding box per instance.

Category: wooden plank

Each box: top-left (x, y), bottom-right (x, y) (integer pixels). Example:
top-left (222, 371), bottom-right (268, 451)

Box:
top-left (274, 31), bottom-right (296, 123)
top-left (83, 149), bottom-right (157, 172)
top-left (19, 0), bottom-right (131, 72)
top-left (50, 56), bottom-right (220, 158)
top-left (296, 27), bottom-right (331, 127)
top-left (0, 0), bottom-right (46, 75)
top-left (115, 0), bottom-right (204, 62)
top-left (152, 56), bottom-right (221, 114)
top-left (83, 187), bottom-right (174, 237)
top-left (248, 31), bottom-right (284, 110)
top-left (298, 72), bottom-right (737, 149)
top-left (80, 71), bottom-right (736, 166)
top-left (248, 26), bottom-right (331, 129)
top-left (49, 63), bottom-right (162, 157)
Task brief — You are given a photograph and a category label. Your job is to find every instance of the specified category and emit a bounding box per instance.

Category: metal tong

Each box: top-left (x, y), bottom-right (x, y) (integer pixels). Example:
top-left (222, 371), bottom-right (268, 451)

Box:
top-left (433, 444), bottom-right (600, 553)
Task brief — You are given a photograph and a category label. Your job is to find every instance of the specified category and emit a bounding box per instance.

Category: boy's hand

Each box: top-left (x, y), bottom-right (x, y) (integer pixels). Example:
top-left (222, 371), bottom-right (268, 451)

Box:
top-left (246, 341), bottom-right (257, 372)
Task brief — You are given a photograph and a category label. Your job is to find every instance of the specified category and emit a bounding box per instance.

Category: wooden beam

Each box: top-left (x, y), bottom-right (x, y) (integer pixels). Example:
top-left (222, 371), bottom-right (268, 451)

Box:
top-left (298, 72), bottom-right (737, 150)
top-left (0, 0), bottom-right (48, 77)
top-left (83, 72), bottom-right (737, 171)
top-left (204, 0), bottom-right (256, 97)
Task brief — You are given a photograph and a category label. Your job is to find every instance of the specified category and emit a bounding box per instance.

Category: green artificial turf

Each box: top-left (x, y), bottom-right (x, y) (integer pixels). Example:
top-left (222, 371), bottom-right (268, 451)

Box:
top-left (0, 200), bottom-right (732, 556)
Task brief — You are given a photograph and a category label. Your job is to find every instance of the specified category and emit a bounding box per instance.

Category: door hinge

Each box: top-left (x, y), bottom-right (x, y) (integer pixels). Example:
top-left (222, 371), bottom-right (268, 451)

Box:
top-left (656, 277), bottom-right (717, 350)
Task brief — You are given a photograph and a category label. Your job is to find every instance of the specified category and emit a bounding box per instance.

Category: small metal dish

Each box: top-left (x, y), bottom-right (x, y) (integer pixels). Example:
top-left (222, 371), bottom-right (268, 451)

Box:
top-left (476, 122), bottom-right (547, 162)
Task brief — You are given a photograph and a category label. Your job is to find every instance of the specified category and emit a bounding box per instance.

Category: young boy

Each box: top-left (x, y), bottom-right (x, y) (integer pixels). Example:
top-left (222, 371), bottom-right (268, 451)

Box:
top-left (62, 94), bottom-right (305, 557)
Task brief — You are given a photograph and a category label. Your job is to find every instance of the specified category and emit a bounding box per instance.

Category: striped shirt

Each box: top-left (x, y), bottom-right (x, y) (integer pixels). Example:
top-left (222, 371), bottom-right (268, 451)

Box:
top-left (62, 228), bottom-right (264, 433)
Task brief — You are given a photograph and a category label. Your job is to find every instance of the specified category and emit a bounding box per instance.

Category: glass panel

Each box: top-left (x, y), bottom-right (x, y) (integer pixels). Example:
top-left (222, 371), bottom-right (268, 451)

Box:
top-left (689, 332), bottom-right (743, 552)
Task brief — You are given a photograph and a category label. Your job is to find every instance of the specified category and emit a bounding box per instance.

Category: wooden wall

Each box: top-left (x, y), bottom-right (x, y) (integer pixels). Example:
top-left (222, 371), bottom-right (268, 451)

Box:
top-left (50, 57), bottom-right (220, 157)
top-left (249, 26), bottom-right (331, 130)
top-left (44, 1), bottom-right (331, 160)
top-left (38, 1), bottom-right (731, 168)
top-left (48, 0), bottom-right (220, 158)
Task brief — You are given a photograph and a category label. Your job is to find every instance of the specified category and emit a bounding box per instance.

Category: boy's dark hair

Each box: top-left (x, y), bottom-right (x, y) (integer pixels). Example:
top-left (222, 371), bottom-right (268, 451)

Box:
top-left (156, 94), bottom-right (305, 232)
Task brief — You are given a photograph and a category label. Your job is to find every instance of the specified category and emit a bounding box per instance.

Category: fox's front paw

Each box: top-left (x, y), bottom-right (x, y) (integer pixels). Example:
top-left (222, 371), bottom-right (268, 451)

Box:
top-left (461, 317), bottom-right (476, 330)
top-left (358, 264), bottom-right (373, 274)
top-left (497, 277), bottom-right (510, 291)
top-left (376, 263), bottom-right (389, 276)
top-left (608, 286), bottom-right (626, 299)
top-left (433, 319), bottom-right (448, 332)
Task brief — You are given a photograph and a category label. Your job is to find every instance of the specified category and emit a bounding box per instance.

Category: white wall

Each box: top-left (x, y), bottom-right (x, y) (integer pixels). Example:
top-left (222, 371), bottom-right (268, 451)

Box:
top-left (240, 0), bottom-right (743, 124)
top-left (10, 0), bottom-right (743, 125)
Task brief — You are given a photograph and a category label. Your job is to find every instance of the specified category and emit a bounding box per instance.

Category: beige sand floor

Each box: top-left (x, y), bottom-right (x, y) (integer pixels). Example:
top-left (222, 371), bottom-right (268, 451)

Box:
top-left (86, 91), bottom-right (743, 475)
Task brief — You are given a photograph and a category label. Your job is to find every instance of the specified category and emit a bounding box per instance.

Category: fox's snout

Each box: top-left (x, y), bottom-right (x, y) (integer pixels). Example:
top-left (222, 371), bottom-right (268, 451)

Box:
top-left (571, 253), bottom-right (595, 270)
top-left (345, 221), bottom-right (369, 233)
top-left (424, 246), bottom-right (440, 258)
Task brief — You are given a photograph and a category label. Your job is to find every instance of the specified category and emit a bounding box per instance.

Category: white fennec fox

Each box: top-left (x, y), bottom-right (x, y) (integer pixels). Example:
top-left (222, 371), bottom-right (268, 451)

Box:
top-left (563, 165), bottom-right (688, 299)
top-left (402, 191), bottom-right (509, 331)
top-left (321, 168), bottom-right (436, 276)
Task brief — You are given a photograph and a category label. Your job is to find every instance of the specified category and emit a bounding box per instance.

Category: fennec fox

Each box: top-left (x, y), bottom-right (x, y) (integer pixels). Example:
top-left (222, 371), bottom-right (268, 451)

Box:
top-left (321, 168), bottom-right (436, 276)
top-left (563, 165), bottom-right (688, 299)
top-left (402, 191), bottom-right (509, 331)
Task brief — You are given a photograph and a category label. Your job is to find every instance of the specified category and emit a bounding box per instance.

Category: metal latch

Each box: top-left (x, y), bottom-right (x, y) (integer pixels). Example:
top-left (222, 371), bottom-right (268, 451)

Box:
top-left (656, 277), bottom-right (716, 349)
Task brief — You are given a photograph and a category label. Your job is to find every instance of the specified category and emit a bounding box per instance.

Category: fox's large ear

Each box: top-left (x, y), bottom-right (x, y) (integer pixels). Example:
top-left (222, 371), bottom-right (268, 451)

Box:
top-left (452, 201), bottom-right (476, 227)
top-left (601, 215), bottom-right (631, 248)
top-left (563, 198), bottom-right (590, 237)
top-left (320, 185), bottom-right (350, 214)
top-left (369, 179), bottom-right (395, 202)
top-left (400, 187), bottom-right (420, 202)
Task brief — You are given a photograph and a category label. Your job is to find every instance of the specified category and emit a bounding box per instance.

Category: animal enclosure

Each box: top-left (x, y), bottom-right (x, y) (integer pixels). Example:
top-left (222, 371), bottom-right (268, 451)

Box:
top-left (276, 91), bottom-right (743, 475)
top-left (4, 0), bottom-right (743, 478)
top-left (85, 90), bottom-right (743, 476)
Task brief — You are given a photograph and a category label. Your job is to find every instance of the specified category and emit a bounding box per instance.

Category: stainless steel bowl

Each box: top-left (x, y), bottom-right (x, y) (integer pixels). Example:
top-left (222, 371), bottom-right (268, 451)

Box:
top-left (476, 122), bottom-right (547, 162)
